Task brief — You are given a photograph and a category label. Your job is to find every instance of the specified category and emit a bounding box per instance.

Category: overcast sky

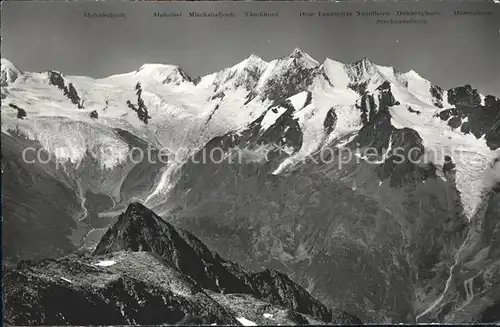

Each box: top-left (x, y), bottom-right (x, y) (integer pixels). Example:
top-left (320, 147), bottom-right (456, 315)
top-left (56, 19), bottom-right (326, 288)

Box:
top-left (2, 1), bottom-right (499, 96)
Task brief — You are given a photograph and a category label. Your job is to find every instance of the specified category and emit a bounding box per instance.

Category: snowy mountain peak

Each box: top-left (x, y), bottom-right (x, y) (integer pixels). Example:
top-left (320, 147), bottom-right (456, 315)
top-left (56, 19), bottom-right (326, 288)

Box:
top-left (403, 69), bottom-right (425, 81)
top-left (135, 63), bottom-right (192, 85)
top-left (321, 58), bottom-right (352, 88)
top-left (1, 58), bottom-right (22, 86)
top-left (344, 58), bottom-right (381, 87)
top-left (323, 57), bottom-right (344, 66)
top-left (290, 47), bottom-right (305, 57)
top-left (203, 54), bottom-right (269, 92)
top-left (357, 57), bottom-right (374, 68)
top-left (349, 58), bottom-right (376, 75)
top-left (284, 48), bottom-right (319, 68)
top-left (247, 53), bottom-right (266, 63)
top-left (238, 54), bottom-right (268, 71)
top-left (137, 63), bottom-right (178, 72)
top-left (1, 58), bottom-right (20, 71)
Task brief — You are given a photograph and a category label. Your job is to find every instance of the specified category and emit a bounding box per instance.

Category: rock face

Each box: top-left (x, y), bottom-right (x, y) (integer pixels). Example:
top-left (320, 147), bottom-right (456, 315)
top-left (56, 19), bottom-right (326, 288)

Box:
top-left (418, 175), bottom-right (500, 323)
top-left (48, 71), bottom-right (84, 108)
top-left (4, 202), bottom-right (362, 326)
top-left (435, 86), bottom-right (500, 150)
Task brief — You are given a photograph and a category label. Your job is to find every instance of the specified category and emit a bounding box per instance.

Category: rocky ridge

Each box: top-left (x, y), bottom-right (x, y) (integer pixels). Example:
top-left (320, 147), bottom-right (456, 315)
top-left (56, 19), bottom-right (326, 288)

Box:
top-left (3, 202), bottom-right (362, 326)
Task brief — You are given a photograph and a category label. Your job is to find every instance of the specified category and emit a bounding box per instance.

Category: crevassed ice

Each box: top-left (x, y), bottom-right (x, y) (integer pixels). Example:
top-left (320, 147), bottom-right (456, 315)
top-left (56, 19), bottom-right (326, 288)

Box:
top-left (31, 120), bottom-right (129, 169)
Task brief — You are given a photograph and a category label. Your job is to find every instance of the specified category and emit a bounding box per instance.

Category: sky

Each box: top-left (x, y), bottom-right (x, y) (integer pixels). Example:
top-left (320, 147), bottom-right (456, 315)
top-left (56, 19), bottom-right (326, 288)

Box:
top-left (2, 1), bottom-right (500, 96)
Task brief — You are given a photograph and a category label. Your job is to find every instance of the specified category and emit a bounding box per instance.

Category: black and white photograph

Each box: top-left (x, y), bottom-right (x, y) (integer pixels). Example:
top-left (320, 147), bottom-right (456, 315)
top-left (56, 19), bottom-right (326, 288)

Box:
top-left (1, 1), bottom-right (499, 325)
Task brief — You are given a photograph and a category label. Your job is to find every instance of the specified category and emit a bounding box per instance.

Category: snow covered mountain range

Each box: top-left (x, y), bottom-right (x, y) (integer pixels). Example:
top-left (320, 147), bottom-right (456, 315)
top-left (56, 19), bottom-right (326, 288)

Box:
top-left (2, 50), bottom-right (498, 217)
top-left (2, 49), bottom-right (499, 324)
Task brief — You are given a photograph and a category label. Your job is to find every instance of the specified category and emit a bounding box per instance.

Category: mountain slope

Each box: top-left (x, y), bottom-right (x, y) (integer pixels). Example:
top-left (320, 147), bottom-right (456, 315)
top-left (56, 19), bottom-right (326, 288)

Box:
top-left (1, 132), bottom-right (82, 261)
top-left (415, 161), bottom-right (500, 323)
top-left (148, 74), bottom-right (485, 322)
top-left (3, 203), bottom-right (361, 326)
top-left (157, 125), bottom-right (469, 322)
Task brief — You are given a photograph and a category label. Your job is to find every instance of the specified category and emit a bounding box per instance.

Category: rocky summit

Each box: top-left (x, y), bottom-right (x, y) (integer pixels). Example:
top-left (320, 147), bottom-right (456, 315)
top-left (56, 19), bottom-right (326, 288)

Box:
top-left (3, 202), bottom-right (362, 326)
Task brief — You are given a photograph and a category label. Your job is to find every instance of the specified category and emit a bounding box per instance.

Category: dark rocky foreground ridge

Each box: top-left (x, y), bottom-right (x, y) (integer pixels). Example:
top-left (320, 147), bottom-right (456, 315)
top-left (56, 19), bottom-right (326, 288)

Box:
top-left (3, 202), bottom-right (362, 326)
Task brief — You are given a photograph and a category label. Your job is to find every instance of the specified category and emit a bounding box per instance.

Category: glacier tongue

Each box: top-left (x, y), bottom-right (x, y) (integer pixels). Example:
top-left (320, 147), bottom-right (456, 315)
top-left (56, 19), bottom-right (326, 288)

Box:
top-left (387, 82), bottom-right (499, 218)
top-left (3, 118), bottom-right (131, 170)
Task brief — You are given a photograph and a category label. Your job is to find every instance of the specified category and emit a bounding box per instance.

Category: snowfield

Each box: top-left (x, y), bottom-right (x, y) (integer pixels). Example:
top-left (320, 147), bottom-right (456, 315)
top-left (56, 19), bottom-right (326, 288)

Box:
top-left (236, 317), bottom-right (257, 326)
top-left (94, 260), bottom-right (117, 267)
